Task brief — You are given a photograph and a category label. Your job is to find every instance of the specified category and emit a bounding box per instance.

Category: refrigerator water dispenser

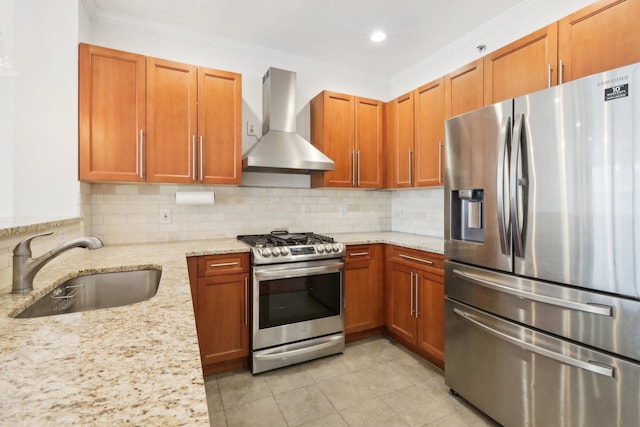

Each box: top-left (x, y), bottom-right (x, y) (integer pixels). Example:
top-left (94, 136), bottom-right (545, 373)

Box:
top-left (450, 189), bottom-right (484, 243)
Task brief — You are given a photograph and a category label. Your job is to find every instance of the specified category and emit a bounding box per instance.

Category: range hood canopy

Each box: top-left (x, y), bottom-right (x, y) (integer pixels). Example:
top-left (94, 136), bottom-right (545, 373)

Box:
top-left (242, 67), bottom-right (335, 174)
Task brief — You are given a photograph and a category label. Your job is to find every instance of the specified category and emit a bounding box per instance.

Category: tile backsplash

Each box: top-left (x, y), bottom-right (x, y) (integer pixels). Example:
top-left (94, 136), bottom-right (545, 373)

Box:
top-left (391, 187), bottom-right (444, 237)
top-left (90, 184), bottom-right (394, 245)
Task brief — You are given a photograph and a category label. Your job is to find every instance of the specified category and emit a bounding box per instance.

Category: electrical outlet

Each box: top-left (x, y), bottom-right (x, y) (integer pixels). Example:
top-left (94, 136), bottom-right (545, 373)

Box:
top-left (160, 208), bottom-right (171, 224)
top-left (247, 121), bottom-right (257, 136)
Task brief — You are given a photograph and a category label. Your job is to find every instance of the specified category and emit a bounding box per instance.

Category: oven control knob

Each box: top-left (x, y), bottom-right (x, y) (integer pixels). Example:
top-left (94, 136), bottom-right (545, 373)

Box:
top-left (272, 248), bottom-right (280, 257)
top-left (332, 243), bottom-right (341, 253)
top-left (317, 244), bottom-right (325, 253)
top-left (261, 248), bottom-right (272, 257)
top-left (279, 247), bottom-right (289, 256)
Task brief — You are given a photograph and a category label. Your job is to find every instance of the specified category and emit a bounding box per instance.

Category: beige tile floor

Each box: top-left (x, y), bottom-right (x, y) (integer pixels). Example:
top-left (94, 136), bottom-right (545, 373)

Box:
top-left (204, 336), bottom-right (500, 427)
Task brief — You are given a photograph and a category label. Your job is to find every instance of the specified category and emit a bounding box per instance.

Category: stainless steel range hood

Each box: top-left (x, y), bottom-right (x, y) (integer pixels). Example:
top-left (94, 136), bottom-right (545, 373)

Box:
top-left (242, 67), bottom-right (335, 174)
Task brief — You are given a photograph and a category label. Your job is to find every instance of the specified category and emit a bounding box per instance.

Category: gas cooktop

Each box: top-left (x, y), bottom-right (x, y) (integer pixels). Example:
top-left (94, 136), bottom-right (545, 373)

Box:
top-left (237, 231), bottom-right (344, 264)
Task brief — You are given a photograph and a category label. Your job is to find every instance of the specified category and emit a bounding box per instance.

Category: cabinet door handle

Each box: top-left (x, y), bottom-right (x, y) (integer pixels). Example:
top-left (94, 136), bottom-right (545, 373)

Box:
top-left (410, 272), bottom-right (415, 316)
top-left (438, 141), bottom-right (444, 183)
top-left (199, 135), bottom-right (204, 182)
top-left (352, 150), bottom-right (356, 186)
top-left (357, 150), bottom-right (361, 187)
top-left (399, 253), bottom-right (433, 265)
top-left (415, 274), bottom-right (420, 318)
top-left (244, 277), bottom-right (248, 325)
top-left (547, 64), bottom-right (552, 88)
top-left (349, 252), bottom-right (369, 257)
top-left (559, 59), bottom-right (564, 85)
top-left (408, 149), bottom-right (413, 185)
top-left (209, 261), bottom-right (239, 268)
top-left (139, 129), bottom-right (144, 178)
top-left (191, 135), bottom-right (197, 181)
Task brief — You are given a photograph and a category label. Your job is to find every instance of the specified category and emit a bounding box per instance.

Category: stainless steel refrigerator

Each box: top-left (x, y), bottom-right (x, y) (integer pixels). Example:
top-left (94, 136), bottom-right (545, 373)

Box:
top-left (444, 62), bottom-right (640, 427)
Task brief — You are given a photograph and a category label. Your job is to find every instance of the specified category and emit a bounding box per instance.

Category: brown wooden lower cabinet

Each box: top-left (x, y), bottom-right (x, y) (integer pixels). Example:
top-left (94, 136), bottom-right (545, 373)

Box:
top-left (186, 245), bottom-right (445, 375)
top-left (187, 253), bottom-right (250, 376)
top-left (344, 244), bottom-right (384, 340)
top-left (384, 245), bottom-right (445, 369)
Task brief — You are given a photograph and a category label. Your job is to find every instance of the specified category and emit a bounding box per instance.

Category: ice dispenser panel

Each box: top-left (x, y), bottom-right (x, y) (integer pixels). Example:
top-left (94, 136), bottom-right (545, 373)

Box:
top-left (450, 189), bottom-right (484, 243)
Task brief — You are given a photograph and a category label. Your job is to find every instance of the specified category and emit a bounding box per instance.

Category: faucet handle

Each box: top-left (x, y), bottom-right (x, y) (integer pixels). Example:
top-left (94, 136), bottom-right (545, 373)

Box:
top-left (13, 231), bottom-right (54, 256)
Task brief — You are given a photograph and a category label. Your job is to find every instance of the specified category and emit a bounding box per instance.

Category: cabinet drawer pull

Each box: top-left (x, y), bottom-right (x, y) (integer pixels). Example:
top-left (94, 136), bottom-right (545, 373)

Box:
top-left (349, 252), bottom-right (369, 257)
top-left (399, 253), bottom-right (433, 265)
top-left (209, 261), bottom-right (239, 268)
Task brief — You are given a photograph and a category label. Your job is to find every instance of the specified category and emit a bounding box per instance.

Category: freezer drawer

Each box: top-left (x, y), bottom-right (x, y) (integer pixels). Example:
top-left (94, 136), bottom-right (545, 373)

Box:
top-left (445, 299), bottom-right (640, 427)
top-left (445, 260), bottom-right (640, 363)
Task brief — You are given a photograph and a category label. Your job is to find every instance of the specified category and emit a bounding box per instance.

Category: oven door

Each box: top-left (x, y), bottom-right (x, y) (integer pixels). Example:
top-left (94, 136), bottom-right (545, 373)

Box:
top-left (252, 258), bottom-right (344, 350)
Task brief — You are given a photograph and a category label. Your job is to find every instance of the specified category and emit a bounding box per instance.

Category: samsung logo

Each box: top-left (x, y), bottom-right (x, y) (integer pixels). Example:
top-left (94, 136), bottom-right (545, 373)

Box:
top-left (597, 75), bottom-right (629, 87)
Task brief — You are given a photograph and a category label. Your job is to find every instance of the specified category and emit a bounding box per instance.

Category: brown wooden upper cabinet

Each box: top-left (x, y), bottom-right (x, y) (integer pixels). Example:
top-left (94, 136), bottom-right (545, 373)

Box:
top-left (444, 59), bottom-right (484, 119)
top-left (79, 44), bottom-right (146, 182)
top-left (484, 24), bottom-right (559, 105)
top-left (146, 58), bottom-right (242, 184)
top-left (414, 78), bottom-right (445, 187)
top-left (79, 44), bottom-right (242, 185)
top-left (311, 91), bottom-right (383, 188)
top-left (558, 0), bottom-right (640, 83)
top-left (384, 91), bottom-right (414, 188)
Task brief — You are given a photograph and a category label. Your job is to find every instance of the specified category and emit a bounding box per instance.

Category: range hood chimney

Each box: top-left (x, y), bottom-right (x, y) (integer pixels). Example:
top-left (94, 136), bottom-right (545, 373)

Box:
top-left (242, 67), bottom-right (335, 174)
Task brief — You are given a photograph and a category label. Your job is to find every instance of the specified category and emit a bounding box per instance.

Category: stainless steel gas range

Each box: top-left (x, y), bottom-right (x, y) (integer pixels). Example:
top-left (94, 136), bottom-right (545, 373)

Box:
top-left (237, 231), bottom-right (346, 374)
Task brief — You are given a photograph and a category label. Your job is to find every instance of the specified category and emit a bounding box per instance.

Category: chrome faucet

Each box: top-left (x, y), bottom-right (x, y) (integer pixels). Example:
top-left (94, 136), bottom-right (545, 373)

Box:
top-left (12, 232), bottom-right (104, 294)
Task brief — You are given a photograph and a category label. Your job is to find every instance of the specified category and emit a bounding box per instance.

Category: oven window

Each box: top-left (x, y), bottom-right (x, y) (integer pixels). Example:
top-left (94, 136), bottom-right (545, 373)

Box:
top-left (259, 271), bottom-right (341, 329)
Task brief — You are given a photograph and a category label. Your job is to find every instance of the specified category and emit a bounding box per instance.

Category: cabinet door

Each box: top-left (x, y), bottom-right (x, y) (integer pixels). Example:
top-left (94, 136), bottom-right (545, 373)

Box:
top-left (344, 245), bottom-right (384, 334)
top-left (559, 0), bottom-right (640, 83)
top-left (484, 24), bottom-right (558, 104)
top-left (198, 67), bottom-right (242, 184)
top-left (78, 44), bottom-right (146, 182)
top-left (416, 270), bottom-right (445, 368)
top-left (311, 91), bottom-right (355, 187)
top-left (146, 57), bottom-right (197, 183)
top-left (196, 272), bottom-right (249, 366)
top-left (414, 78), bottom-right (445, 187)
top-left (354, 97), bottom-right (383, 188)
top-left (445, 59), bottom-right (484, 119)
top-left (385, 92), bottom-right (415, 188)
top-left (386, 261), bottom-right (417, 343)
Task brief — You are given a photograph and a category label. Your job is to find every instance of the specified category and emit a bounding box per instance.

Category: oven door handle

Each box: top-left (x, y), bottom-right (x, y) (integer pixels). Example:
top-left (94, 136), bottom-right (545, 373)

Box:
top-left (254, 264), bottom-right (343, 281)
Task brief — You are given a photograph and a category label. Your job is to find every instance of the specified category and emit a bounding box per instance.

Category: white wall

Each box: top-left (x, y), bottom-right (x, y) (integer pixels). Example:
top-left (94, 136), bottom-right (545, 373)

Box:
top-left (0, 0), bottom-right (15, 218)
top-left (5, 0), bottom-right (80, 220)
top-left (390, 0), bottom-right (596, 98)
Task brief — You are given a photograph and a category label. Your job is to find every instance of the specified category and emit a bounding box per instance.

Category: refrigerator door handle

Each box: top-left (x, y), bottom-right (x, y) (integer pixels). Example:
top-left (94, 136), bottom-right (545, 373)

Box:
top-left (453, 268), bottom-right (613, 317)
top-left (452, 307), bottom-right (615, 378)
top-left (497, 116), bottom-right (511, 255)
top-left (510, 114), bottom-right (525, 258)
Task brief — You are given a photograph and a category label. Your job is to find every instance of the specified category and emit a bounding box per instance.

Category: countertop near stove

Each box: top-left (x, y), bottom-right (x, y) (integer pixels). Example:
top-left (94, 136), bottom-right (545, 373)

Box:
top-left (334, 231), bottom-right (444, 254)
top-left (0, 232), bottom-right (441, 425)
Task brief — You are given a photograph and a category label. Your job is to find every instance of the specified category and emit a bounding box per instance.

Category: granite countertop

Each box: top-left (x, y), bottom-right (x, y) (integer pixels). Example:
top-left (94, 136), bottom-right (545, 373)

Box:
top-left (333, 231), bottom-right (444, 254)
top-left (0, 238), bottom-right (249, 426)
top-left (0, 231), bottom-right (442, 425)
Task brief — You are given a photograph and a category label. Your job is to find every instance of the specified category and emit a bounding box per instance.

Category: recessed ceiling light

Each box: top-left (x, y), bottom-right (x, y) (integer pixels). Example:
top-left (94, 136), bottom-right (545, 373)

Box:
top-left (370, 31), bottom-right (386, 43)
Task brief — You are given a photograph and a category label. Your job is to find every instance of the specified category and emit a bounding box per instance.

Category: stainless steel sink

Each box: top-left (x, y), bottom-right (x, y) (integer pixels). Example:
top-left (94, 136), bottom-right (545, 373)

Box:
top-left (15, 268), bottom-right (162, 318)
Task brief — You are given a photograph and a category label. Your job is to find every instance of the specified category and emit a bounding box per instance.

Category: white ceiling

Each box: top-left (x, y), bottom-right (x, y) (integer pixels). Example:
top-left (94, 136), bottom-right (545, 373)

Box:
top-left (88, 0), bottom-right (526, 79)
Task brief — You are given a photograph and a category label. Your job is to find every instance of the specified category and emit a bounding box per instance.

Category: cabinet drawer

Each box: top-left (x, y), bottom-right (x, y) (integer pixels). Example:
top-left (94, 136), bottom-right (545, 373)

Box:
top-left (388, 245), bottom-right (444, 272)
top-left (198, 253), bottom-right (249, 277)
top-left (345, 245), bottom-right (375, 264)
